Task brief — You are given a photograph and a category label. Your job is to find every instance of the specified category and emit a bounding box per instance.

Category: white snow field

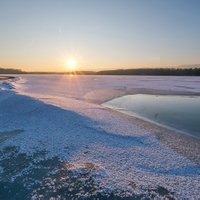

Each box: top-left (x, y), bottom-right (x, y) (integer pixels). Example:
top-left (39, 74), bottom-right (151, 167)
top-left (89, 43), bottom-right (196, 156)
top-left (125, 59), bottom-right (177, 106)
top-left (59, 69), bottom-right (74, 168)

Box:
top-left (0, 75), bottom-right (200, 199)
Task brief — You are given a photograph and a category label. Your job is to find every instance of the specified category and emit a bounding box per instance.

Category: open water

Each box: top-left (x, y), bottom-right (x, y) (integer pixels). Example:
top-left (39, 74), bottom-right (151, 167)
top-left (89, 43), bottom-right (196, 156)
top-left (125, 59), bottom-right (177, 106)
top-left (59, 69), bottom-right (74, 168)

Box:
top-left (103, 94), bottom-right (200, 139)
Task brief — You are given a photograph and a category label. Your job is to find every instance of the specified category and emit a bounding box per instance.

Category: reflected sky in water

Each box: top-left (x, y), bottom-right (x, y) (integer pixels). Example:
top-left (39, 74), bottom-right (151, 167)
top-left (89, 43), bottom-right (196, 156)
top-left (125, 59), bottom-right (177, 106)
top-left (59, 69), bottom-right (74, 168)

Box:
top-left (103, 95), bottom-right (200, 139)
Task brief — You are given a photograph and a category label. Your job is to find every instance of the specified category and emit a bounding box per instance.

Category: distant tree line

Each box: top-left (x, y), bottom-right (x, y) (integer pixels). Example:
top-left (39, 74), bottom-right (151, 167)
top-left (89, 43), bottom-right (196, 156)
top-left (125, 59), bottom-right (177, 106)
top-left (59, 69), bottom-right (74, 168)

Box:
top-left (1, 67), bottom-right (200, 76)
top-left (96, 68), bottom-right (200, 76)
top-left (0, 68), bottom-right (27, 74)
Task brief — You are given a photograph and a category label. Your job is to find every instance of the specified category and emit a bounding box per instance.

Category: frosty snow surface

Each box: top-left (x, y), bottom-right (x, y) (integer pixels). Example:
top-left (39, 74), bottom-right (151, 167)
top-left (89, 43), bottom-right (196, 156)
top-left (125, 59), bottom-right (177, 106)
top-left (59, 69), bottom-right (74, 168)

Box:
top-left (0, 75), bottom-right (200, 199)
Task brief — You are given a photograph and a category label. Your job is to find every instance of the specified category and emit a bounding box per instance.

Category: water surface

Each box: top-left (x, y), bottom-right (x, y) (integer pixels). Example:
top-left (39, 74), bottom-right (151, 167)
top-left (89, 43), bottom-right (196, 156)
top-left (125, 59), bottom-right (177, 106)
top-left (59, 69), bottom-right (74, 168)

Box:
top-left (103, 94), bottom-right (200, 139)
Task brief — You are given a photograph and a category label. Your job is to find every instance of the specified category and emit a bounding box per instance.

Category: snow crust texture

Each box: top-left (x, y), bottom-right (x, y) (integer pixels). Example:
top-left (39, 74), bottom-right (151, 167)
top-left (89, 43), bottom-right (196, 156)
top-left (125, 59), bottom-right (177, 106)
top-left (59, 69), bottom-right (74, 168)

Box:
top-left (0, 75), bottom-right (200, 199)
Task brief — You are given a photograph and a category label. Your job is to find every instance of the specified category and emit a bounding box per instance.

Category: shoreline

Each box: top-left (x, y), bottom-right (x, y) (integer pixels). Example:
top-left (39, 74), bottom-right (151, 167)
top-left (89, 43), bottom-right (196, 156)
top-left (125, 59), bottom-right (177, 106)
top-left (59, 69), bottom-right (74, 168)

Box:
top-left (85, 88), bottom-right (200, 166)
top-left (104, 106), bottom-right (200, 166)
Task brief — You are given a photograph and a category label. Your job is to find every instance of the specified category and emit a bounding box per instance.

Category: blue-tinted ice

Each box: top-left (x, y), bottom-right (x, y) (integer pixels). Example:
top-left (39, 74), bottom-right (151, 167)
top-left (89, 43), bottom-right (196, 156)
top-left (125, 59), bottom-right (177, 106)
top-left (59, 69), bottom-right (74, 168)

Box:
top-left (103, 94), bottom-right (200, 139)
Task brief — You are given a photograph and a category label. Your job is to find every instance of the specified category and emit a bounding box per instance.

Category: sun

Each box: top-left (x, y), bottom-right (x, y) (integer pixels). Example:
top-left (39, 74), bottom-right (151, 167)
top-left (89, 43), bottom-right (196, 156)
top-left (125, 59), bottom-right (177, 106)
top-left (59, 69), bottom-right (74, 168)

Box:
top-left (68, 60), bottom-right (75, 68)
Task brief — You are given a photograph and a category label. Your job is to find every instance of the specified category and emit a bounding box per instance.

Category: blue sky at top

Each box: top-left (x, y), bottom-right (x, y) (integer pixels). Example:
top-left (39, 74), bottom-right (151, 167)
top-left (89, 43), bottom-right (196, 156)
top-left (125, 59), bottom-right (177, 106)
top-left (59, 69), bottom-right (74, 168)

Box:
top-left (0, 0), bottom-right (200, 71)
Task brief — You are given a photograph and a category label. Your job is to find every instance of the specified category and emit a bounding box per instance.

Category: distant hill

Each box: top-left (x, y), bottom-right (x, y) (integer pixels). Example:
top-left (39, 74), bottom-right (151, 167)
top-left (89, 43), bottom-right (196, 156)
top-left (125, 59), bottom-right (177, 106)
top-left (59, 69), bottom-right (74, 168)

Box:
top-left (0, 68), bottom-right (27, 74)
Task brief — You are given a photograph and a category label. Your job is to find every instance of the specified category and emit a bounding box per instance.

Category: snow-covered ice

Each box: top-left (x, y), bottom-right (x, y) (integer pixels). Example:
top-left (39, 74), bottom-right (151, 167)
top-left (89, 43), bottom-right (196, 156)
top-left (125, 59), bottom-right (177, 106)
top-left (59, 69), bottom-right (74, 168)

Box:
top-left (0, 75), bottom-right (200, 199)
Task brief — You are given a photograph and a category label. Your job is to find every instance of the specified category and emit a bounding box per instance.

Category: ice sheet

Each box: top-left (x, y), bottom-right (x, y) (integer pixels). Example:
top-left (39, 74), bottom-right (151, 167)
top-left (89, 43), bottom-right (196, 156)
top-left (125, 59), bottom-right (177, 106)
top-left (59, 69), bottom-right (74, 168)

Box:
top-left (0, 75), bottom-right (200, 199)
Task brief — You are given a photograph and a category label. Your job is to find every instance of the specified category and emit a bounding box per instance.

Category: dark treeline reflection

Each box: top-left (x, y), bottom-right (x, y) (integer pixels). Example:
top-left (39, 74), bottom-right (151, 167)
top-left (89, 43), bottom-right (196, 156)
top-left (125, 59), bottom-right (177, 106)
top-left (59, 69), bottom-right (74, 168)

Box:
top-left (97, 68), bottom-right (200, 76)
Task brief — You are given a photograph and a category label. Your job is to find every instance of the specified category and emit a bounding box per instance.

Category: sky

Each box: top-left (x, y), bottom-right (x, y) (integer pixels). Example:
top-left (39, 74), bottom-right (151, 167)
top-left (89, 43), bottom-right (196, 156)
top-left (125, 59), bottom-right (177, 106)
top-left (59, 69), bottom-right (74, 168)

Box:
top-left (0, 0), bottom-right (200, 72)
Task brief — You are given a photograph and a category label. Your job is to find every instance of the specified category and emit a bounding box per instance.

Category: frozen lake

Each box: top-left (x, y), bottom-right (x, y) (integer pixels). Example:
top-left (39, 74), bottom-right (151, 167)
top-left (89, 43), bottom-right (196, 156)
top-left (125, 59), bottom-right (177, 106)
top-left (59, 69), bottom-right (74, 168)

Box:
top-left (0, 75), bottom-right (200, 199)
top-left (103, 94), bottom-right (200, 139)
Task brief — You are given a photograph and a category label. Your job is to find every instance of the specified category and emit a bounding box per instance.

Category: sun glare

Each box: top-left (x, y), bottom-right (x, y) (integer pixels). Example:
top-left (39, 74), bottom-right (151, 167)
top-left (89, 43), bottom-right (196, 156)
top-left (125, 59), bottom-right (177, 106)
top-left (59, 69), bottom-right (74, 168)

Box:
top-left (68, 60), bottom-right (75, 68)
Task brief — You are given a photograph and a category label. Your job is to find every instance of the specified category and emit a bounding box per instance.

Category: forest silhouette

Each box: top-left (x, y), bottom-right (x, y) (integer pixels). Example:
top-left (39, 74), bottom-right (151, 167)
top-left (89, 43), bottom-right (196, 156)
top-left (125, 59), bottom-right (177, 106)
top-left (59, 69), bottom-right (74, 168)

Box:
top-left (1, 67), bottom-right (200, 76)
